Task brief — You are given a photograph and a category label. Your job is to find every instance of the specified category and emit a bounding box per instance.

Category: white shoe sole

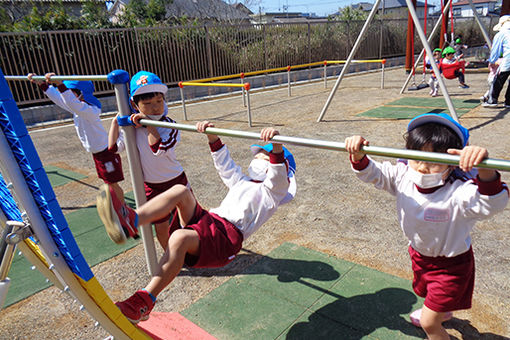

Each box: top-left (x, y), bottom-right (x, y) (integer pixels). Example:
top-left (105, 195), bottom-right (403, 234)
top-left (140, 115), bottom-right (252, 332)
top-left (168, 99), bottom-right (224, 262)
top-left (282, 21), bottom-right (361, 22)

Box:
top-left (96, 184), bottom-right (127, 244)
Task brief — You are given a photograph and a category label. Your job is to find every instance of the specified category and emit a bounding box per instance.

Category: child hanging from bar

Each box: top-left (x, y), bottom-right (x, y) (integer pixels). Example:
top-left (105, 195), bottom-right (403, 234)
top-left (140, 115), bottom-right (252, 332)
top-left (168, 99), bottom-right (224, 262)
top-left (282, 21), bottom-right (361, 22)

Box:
top-left (440, 46), bottom-right (469, 88)
top-left (96, 121), bottom-right (297, 323)
top-left (108, 71), bottom-right (192, 249)
top-left (425, 48), bottom-right (442, 97)
top-left (28, 72), bottom-right (125, 201)
top-left (345, 113), bottom-right (508, 340)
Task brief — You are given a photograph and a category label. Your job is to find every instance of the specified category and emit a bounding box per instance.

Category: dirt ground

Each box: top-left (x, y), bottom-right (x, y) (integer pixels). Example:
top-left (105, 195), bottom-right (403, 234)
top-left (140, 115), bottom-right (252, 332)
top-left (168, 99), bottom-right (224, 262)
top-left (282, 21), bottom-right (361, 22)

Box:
top-left (1, 67), bottom-right (510, 339)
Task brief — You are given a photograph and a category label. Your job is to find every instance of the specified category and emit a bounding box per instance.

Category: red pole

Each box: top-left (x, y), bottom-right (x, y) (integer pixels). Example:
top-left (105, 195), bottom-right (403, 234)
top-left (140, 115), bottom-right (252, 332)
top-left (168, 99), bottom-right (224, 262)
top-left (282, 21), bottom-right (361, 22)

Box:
top-left (440, 0), bottom-right (448, 49)
top-left (405, 0), bottom-right (418, 73)
top-left (502, 0), bottom-right (510, 16)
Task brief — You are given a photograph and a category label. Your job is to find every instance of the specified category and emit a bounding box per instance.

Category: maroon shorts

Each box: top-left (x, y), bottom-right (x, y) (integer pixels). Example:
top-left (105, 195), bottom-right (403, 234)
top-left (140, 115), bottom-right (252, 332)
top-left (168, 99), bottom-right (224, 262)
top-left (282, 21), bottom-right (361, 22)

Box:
top-left (144, 172), bottom-right (189, 227)
top-left (184, 203), bottom-right (243, 268)
top-left (409, 246), bottom-right (475, 313)
top-left (92, 148), bottom-right (124, 184)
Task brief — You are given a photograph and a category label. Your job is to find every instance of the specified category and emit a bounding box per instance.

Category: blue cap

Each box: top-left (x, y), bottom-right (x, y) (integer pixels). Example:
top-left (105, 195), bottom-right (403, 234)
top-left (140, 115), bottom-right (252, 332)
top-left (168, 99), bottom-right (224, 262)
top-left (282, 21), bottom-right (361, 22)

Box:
top-left (408, 113), bottom-right (469, 147)
top-left (63, 80), bottom-right (101, 109)
top-left (250, 144), bottom-right (296, 174)
top-left (130, 71), bottom-right (168, 99)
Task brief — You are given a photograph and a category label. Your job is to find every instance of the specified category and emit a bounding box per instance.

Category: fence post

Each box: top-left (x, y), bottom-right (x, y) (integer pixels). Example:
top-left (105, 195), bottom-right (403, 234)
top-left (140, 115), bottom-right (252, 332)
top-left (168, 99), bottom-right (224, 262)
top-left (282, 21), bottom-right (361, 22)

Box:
top-left (323, 60), bottom-right (328, 88)
top-left (241, 72), bottom-right (246, 107)
top-left (204, 25), bottom-right (214, 78)
top-left (47, 32), bottom-right (62, 75)
top-left (245, 83), bottom-right (252, 127)
top-left (263, 24), bottom-right (268, 70)
top-left (307, 22), bottom-right (311, 65)
top-left (380, 59), bottom-right (386, 89)
top-left (178, 82), bottom-right (188, 121)
top-left (134, 29), bottom-right (143, 70)
top-left (287, 66), bottom-right (291, 97)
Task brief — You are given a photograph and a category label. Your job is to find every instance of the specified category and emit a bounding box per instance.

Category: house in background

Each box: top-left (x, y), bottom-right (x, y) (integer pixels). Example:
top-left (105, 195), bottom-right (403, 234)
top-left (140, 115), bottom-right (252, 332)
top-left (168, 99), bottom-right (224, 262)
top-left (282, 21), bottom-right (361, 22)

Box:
top-left (250, 11), bottom-right (327, 24)
top-left (352, 0), bottom-right (436, 19)
top-left (109, 0), bottom-right (251, 24)
top-left (451, 0), bottom-right (499, 17)
top-left (0, 0), bottom-right (109, 22)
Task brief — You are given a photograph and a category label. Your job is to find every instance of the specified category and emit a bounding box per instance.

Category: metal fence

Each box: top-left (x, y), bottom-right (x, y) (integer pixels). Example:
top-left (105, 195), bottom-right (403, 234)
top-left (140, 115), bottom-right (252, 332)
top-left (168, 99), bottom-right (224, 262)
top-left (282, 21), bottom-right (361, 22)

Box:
top-left (0, 17), bottom-right (495, 107)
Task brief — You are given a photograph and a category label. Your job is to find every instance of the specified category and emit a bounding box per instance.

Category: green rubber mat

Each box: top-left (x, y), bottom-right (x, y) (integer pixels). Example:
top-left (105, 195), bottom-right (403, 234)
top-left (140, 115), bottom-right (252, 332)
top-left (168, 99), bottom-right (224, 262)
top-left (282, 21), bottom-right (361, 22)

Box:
top-left (387, 97), bottom-right (480, 109)
top-left (182, 242), bottom-right (426, 339)
top-left (44, 165), bottom-right (87, 187)
top-left (4, 193), bottom-right (139, 307)
top-left (358, 106), bottom-right (469, 119)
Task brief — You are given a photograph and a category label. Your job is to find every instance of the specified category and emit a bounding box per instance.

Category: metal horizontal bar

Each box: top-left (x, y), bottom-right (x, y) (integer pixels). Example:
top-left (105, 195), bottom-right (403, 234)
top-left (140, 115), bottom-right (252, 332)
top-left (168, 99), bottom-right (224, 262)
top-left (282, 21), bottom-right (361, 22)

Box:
top-left (180, 82), bottom-right (246, 88)
top-left (327, 59), bottom-right (384, 64)
top-left (138, 119), bottom-right (510, 172)
top-left (5, 75), bottom-right (109, 82)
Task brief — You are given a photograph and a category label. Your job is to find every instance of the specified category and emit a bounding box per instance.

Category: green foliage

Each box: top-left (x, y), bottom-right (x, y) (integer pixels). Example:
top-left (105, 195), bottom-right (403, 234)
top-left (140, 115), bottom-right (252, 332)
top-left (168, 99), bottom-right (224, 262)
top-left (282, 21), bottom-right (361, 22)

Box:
top-left (120, 0), bottom-right (172, 27)
top-left (332, 6), bottom-right (369, 21)
top-left (0, 8), bottom-right (12, 32)
top-left (81, 1), bottom-right (115, 29)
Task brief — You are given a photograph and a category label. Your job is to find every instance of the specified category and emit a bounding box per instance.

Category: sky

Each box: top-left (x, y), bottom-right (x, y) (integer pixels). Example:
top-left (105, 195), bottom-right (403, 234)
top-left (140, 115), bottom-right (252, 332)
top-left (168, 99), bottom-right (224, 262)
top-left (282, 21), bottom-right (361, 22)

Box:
top-left (246, 0), bottom-right (443, 17)
top-left (247, 0), bottom-right (349, 16)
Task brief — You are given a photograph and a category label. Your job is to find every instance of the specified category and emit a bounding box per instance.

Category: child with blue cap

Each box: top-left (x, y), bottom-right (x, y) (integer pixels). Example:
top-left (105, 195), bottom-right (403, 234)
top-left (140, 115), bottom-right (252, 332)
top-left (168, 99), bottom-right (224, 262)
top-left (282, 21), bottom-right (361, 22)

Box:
top-left (28, 72), bottom-right (125, 201)
top-left (108, 70), bottom-right (192, 249)
top-left (96, 121), bottom-right (297, 323)
top-left (345, 113), bottom-right (508, 339)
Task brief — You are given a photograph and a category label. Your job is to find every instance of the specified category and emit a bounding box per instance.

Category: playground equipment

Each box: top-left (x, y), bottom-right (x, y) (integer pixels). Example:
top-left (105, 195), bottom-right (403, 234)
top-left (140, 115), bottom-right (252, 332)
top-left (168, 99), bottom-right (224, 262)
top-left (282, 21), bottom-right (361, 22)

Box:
top-left (3, 68), bottom-right (510, 339)
top-left (178, 81), bottom-right (252, 126)
top-left (318, 0), bottom-right (494, 123)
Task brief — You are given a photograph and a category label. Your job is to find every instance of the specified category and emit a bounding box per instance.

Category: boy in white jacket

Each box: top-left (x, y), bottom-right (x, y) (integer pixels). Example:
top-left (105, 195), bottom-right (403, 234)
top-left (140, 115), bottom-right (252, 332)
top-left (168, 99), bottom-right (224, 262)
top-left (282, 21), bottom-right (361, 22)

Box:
top-left (28, 72), bottom-right (124, 200)
top-left (96, 121), bottom-right (297, 323)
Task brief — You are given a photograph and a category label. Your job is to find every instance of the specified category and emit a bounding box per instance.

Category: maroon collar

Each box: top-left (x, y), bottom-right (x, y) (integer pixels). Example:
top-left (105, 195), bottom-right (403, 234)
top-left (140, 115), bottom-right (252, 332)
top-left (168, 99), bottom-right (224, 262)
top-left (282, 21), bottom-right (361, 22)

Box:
top-left (415, 184), bottom-right (444, 194)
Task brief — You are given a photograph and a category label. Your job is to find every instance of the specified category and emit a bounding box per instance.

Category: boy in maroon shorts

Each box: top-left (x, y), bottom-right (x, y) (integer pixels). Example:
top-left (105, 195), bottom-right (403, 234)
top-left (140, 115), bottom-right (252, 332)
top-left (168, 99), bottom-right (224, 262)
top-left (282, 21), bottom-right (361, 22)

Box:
top-left (96, 121), bottom-right (297, 323)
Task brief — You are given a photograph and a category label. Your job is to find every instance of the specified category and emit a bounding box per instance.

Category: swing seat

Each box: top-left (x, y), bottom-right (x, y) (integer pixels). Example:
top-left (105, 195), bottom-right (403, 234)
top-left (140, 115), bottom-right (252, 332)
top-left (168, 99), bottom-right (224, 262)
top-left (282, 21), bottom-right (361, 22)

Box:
top-left (441, 60), bottom-right (465, 80)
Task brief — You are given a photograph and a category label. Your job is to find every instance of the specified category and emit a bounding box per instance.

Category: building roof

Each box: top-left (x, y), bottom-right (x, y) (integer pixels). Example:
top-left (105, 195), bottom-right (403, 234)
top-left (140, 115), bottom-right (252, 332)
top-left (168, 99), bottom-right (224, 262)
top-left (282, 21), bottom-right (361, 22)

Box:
top-left (165, 0), bottom-right (250, 20)
top-left (355, 0), bottom-right (435, 10)
top-left (452, 0), bottom-right (498, 6)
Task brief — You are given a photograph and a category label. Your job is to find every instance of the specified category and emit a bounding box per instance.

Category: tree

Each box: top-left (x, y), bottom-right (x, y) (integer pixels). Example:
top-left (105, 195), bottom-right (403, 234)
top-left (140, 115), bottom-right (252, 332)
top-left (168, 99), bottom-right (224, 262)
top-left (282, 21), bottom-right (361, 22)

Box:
top-left (331, 6), bottom-right (369, 21)
top-left (118, 0), bottom-right (173, 27)
top-left (81, 1), bottom-right (114, 29)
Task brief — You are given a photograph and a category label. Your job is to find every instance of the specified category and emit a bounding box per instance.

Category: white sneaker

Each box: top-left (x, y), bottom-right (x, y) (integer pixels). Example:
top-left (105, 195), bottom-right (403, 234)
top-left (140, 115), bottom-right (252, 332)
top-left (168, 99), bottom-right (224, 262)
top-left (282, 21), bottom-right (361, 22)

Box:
top-left (410, 308), bottom-right (453, 327)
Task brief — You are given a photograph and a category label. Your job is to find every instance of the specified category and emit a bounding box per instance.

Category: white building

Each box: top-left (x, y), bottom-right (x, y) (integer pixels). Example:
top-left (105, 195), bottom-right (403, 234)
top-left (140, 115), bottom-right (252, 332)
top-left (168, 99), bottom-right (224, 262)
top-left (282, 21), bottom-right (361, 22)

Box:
top-left (451, 0), bottom-right (500, 17)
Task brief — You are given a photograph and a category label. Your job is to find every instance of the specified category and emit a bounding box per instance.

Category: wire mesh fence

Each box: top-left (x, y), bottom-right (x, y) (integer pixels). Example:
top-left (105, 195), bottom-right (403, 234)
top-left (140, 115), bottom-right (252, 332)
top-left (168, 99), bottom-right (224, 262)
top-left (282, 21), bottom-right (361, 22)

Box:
top-left (0, 17), bottom-right (494, 107)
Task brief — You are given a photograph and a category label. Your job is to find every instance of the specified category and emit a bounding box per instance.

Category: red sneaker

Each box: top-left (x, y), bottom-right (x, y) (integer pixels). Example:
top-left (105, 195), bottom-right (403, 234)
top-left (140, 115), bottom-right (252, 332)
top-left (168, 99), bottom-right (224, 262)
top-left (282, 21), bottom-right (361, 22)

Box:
top-left (96, 184), bottom-right (138, 244)
top-left (116, 290), bottom-right (155, 323)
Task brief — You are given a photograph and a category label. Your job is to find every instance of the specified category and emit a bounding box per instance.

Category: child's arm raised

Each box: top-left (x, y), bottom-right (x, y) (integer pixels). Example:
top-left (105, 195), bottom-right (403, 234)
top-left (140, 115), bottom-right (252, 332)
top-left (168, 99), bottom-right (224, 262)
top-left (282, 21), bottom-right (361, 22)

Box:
top-left (448, 145), bottom-right (498, 182)
top-left (345, 135), bottom-right (369, 162)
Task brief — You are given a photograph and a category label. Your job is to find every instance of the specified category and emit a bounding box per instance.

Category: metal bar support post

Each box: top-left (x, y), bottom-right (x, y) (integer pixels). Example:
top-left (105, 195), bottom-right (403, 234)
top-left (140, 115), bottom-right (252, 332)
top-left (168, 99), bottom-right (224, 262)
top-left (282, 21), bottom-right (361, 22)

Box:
top-left (109, 70), bottom-right (158, 276)
top-left (287, 66), bottom-right (291, 97)
top-left (380, 60), bottom-right (386, 89)
top-left (323, 61), bottom-right (328, 88)
top-left (246, 88), bottom-right (252, 127)
top-left (405, 0), bottom-right (459, 122)
top-left (178, 82), bottom-right (188, 121)
top-left (467, 0), bottom-right (492, 49)
top-left (317, 0), bottom-right (382, 122)
top-left (400, 0), bottom-right (453, 94)
top-left (241, 73), bottom-right (246, 107)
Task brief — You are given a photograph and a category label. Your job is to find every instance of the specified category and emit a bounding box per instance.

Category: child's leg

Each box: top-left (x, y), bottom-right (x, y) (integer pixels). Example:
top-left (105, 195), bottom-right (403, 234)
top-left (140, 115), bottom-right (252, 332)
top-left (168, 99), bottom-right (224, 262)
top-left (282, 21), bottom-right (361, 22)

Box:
top-left (420, 305), bottom-right (451, 340)
top-left (145, 228), bottom-right (200, 297)
top-left (137, 184), bottom-right (196, 227)
top-left (455, 70), bottom-right (466, 84)
top-left (109, 182), bottom-right (124, 204)
top-left (154, 221), bottom-right (170, 250)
